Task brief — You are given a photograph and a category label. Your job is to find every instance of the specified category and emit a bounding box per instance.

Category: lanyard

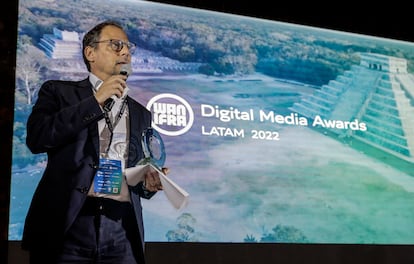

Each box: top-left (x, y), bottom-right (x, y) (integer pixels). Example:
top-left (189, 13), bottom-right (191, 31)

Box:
top-left (103, 98), bottom-right (128, 154)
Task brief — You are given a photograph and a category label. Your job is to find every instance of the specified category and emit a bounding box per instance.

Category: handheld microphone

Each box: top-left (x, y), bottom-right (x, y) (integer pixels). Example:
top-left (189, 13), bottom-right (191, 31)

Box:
top-left (103, 63), bottom-right (132, 112)
top-left (119, 63), bottom-right (132, 76)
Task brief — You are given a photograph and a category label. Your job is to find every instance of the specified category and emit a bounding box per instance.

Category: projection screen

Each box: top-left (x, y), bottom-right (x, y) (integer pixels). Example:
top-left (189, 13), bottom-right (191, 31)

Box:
top-left (10, 0), bottom-right (414, 244)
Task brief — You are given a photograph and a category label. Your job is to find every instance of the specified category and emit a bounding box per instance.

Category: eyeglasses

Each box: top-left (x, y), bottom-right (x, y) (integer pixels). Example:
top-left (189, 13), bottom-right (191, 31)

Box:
top-left (93, 39), bottom-right (136, 54)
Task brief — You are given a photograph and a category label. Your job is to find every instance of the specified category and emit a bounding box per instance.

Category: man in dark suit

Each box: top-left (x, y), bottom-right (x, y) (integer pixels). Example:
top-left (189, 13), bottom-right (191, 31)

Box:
top-left (22, 20), bottom-right (165, 263)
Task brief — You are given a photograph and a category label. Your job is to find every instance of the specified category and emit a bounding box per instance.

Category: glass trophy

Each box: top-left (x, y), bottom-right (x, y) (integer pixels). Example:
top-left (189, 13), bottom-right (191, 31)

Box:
top-left (138, 127), bottom-right (166, 169)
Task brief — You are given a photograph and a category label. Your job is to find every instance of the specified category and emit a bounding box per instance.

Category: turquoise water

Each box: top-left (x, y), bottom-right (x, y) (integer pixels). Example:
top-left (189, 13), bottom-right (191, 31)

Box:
top-left (10, 75), bottom-right (414, 243)
top-left (133, 75), bottom-right (414, 243)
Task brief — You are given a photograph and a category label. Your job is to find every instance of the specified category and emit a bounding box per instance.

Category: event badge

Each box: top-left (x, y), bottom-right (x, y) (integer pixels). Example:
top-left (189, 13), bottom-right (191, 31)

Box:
top-left (138, 127), bottom-right (166, 169)
top-left (94, 158), bottom-right (123, 194)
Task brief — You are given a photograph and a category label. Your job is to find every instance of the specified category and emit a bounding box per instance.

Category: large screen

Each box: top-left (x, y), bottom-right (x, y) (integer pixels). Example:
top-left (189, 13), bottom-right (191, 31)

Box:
top-left (10, 0), bottom-right (414, 244)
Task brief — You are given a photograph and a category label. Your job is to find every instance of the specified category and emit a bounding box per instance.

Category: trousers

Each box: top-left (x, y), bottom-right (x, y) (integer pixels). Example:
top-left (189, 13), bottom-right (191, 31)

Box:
top-left (29, 197), bottom-right (144, 264)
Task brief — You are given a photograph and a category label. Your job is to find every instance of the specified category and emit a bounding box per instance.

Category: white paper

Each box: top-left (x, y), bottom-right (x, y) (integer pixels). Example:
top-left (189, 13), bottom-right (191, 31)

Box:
top-left (125, 164), bottom-right (189, 210)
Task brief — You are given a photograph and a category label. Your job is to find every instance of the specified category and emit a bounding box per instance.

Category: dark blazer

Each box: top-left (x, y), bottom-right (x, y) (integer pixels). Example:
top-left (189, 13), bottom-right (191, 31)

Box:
top-left (21, 78), bottom-right (154, 256)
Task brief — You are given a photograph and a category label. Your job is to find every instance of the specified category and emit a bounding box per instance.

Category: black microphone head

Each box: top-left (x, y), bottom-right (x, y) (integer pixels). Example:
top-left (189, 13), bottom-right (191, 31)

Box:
top-left (120, 63), bottom-right (132, 76)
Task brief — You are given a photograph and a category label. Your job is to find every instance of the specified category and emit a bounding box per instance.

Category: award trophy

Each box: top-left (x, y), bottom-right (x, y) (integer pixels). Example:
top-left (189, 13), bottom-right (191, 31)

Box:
top-left (126, 127), bottom-right (189, 209)
top-left (138, 127), bottom-right (166, 169)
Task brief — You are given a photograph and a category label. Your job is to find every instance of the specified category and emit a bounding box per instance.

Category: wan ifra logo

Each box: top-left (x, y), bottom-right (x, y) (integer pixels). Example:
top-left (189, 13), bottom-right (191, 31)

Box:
top-left (146, 93), bottom-right (194, 136)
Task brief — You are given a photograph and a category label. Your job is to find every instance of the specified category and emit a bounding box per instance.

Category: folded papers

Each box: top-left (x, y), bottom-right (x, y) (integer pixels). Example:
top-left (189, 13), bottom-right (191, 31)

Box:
top-left (125, 164), bottom-right (189, 210)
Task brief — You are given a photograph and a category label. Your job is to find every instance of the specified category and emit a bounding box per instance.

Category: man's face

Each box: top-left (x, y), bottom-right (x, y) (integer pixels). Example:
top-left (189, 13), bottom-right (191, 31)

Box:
top-left (88, 25), bottom-right (132, 80)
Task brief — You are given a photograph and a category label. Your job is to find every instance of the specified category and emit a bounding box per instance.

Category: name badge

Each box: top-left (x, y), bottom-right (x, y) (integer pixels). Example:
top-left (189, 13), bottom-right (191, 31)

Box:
top-left (94, 158), bottom-right (123, 195)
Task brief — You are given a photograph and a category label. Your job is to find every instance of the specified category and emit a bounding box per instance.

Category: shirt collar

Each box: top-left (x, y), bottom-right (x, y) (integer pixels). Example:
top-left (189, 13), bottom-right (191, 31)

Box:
top-left (89, 73), bottom-right (102, 91)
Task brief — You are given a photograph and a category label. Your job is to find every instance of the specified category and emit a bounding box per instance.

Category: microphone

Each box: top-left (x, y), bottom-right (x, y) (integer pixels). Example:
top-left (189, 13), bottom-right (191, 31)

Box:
top-left (119, 63), bottom-right (132, 76)
top-left (103, 63), bottom-right (132, 112)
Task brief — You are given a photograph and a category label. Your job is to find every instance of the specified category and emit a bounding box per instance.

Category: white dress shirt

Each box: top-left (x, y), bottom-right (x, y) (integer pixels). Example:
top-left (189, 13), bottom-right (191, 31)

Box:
top-left (88, 73), bottom-right (131, 202)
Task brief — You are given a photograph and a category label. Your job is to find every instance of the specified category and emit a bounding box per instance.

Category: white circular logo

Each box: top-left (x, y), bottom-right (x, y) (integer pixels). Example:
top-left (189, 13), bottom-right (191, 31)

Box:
top-left (146, 93), bottom-right (194, 136)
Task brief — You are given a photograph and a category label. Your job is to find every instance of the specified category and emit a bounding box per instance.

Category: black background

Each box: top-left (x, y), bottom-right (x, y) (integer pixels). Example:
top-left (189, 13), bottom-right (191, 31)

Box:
top-left (2, 1), bottom-right (414, 263)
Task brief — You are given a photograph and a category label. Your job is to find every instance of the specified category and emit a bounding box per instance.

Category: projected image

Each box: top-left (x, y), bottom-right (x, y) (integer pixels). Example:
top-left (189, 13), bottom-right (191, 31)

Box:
top-left (10, 0), bottom-right (414, 244)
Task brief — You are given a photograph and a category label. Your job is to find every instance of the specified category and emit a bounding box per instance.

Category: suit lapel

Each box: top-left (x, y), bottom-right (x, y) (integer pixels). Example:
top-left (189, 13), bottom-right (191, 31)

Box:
top-left (77, 78), bottom-right (100, 156)
top-left (126, 97), bottom-right (147, 167)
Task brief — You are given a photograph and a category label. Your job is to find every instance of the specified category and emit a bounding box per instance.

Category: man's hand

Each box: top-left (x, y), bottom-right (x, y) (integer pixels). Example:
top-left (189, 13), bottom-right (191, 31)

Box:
top-left (144, 167), bottom-right (169, 192)
top-left (94, 74), bottom-right (128, 106)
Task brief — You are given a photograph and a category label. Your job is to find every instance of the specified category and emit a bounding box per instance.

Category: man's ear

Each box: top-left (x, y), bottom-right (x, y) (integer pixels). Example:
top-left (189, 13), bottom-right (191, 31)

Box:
top-left (84, 46), bottom-right (95, 62)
